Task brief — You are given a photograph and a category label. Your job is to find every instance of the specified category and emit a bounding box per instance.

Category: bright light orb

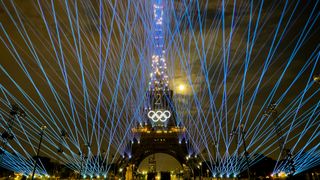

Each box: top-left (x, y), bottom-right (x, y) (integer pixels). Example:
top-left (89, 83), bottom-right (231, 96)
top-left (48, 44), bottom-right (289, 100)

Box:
top-left (178, 84), bottom-right (185, 91)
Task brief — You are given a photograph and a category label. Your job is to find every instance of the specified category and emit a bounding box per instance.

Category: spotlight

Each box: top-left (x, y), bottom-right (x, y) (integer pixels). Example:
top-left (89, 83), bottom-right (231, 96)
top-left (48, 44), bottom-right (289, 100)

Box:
top-left (40, 125), bottom-right (47, 130)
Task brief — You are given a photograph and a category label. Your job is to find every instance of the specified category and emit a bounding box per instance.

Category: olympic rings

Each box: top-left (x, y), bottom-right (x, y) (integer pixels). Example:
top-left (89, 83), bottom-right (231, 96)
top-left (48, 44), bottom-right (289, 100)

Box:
top-left (147, 110), bottom-right (171, 122)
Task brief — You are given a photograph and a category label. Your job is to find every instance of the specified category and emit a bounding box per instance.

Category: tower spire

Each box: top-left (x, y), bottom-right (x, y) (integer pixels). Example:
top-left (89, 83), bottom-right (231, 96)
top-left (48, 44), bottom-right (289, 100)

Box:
top-left (146, 0), bottom-right (173, 127)
top-left (149, 0), bottom-right (169, 91)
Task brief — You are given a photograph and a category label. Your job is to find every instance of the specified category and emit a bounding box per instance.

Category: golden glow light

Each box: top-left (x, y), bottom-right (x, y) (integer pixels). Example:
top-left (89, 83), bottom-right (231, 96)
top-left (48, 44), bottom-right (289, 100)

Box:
top-left (278, 171), bottom-right (287, 177)
top-left (178, 84), bottom-right (185, 91)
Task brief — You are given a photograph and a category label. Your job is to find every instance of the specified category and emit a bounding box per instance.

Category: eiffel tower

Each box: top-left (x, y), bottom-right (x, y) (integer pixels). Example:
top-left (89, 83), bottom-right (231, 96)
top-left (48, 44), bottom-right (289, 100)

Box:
top-left (119, 0), bottom-right (190, 177)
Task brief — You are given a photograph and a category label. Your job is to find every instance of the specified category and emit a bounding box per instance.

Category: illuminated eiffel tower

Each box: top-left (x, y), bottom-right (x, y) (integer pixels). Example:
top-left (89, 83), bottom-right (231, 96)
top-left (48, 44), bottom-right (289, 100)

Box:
top-left (144, 0), bottom-right (175, 129)
top-left (119, 0), bottom-right (190, 175)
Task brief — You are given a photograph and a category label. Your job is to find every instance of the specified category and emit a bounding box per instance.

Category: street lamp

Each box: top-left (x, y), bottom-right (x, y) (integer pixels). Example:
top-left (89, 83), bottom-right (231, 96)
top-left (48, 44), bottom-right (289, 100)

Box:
top-left (239, 124), bottom-right (251, 180)
top-left (186, 154), bottom-right (200, 180)
top-left (57, 129), bottom-right (68, 153)
top-left (1, 105), bottom-right (26, 155)
top-left (2, 104), bottom-right (26, 143)
top-left (231, 124), bottom-right (251, 180)
top-left (78, 144), bottom-right (90, 180)
top-left (285, 150), bottom-right (295, 176)
top-left (264, 103), bottom-right (286, 158)
top-left (31, 125), bottom-right (47, 180)
top-left (198, 162), bottom-right (202, 180)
